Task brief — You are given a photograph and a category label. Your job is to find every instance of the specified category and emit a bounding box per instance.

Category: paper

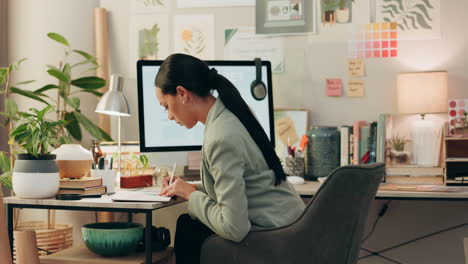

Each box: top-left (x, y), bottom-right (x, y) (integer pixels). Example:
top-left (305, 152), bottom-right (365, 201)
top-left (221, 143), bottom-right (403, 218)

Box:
top-left (347, 23), bottom-right (398, 59)
top-left (129, 14), bottom-right (170, 77)
top-left (375, 0), bottom-right (441, 40)
top-left (326, 79), bottom-right (343, 97)
top-left (173, 14), bottom-right (215, 60)
top-left (275, 117), bottom-right (299, 146)
top-left (347, 79), bottom-right (365, 97)
top-left (224, 27), bottom-right (284, 73)
top-left (348, 59), bottom-right (364, 77)
top-left (131, 0), bottom-right (169, 13)
top-left (112, 191), bottom-right (171, 202)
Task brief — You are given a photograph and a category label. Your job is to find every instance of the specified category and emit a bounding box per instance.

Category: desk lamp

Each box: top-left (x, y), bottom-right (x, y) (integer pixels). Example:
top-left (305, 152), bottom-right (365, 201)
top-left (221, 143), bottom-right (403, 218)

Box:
top-left (396, 71), bottom-right (448, 166)
top-left (95, 74), bottom-right (131, 178)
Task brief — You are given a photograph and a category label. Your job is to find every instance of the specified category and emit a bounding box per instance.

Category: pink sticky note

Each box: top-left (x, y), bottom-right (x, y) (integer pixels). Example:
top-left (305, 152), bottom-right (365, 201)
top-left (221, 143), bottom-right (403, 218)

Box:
top-left (326, 79), bottom-right (343, 97)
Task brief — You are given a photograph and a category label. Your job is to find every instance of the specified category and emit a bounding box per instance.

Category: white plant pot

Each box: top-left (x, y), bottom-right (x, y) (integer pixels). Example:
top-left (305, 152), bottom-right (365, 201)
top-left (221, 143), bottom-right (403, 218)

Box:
top-left (12, 154), bottom-right (60, 199)
top-left (336, 8), bottom-right (350, 23)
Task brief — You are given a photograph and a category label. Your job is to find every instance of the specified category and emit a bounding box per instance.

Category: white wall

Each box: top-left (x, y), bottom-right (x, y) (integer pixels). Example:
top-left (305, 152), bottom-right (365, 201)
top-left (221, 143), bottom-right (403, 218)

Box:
top-left (7, 0), bottom-right (468, 262)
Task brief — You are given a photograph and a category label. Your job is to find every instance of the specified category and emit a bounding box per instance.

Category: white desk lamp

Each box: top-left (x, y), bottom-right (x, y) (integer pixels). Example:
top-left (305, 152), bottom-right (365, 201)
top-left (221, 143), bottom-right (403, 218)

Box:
top-left (396, 71), bottom-right (448, 166)
top-left (95, 74), bottom-right (131, 178)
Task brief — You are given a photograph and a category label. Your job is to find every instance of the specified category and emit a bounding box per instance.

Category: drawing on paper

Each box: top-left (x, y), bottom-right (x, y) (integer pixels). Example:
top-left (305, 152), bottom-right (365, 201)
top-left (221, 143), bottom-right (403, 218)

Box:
top-left (181, 28), bottom-right (207, 57)
top-left (377, 0), bottom-right (435, 31)
top-left (139, 24), bottom-right (160, 60)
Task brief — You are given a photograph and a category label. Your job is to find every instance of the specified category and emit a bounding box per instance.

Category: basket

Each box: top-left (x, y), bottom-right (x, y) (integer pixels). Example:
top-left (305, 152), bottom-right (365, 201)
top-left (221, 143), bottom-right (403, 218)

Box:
top-left (13, 220), bottom-right (73, 259)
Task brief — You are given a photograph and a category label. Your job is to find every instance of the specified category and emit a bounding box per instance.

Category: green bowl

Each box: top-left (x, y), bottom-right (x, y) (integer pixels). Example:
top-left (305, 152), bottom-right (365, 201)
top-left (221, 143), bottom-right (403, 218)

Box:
top-left (82, 222), bottom-right (144, 257)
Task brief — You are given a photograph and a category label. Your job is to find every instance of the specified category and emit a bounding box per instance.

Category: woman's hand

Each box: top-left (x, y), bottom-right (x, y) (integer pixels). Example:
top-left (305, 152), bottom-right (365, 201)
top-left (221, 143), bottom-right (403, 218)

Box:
top-left (161, 175), bottom-right (178, 188)
top-left (159, 178), bottom-right (196, 201)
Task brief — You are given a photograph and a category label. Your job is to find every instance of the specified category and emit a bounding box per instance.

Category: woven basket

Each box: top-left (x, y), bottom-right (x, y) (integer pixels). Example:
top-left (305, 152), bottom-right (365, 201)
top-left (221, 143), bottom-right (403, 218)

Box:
top-left (13, 220), bottom-right (73, 259)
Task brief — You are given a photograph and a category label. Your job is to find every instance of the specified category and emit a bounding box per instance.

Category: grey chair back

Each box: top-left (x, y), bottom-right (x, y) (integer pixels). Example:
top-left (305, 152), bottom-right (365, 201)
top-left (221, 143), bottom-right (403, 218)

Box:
top-left (200, 163), bottom-right (385, 264)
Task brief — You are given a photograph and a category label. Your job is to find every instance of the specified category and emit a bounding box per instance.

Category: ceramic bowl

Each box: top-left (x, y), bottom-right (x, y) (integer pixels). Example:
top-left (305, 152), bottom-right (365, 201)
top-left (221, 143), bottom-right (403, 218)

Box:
top-left (81, 222), bottom-right (144, 257)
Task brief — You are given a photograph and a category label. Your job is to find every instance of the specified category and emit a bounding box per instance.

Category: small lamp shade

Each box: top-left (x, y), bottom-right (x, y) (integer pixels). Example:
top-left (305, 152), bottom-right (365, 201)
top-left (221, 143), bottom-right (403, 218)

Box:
top-left (396, 71), bottom-right (448, 114)
top-left (96, 74), bottom-right (130, 116)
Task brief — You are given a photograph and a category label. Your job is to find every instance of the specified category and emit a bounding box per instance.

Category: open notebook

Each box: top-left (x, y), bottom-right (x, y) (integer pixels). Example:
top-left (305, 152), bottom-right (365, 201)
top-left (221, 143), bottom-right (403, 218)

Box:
top-left (111, 191), bottom-right (171, 202)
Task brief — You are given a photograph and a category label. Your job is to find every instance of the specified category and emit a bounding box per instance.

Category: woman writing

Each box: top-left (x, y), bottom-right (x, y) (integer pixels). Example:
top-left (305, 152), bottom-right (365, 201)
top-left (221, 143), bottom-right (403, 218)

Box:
top-left (156, 53), bottom-right (305, 264)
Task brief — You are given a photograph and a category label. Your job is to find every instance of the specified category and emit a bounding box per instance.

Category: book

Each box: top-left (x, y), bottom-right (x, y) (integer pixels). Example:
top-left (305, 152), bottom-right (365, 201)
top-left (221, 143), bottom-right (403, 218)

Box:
top-left (57, 186), bottom-right (106, 195)
top-left (352, 121), bottom-right (368, 164)
top-left (359, 125), bottom-right (370, 163)
top-left (376, 114), bottom-right (387, 163)
top-left (60, 177), bottom-right (102, 189)
top-left (385, 175), bottom-right (444, 185)
top-left (340, 126), bottom-right (351, 166)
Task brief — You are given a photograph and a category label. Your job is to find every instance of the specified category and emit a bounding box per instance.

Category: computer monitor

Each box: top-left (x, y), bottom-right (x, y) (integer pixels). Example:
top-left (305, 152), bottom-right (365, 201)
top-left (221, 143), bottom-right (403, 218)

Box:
top-left (137, 60), bottom-right (274, 152)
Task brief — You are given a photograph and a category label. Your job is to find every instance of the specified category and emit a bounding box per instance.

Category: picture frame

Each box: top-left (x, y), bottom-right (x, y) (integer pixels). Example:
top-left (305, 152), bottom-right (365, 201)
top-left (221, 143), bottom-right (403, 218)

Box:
top-left (274, 109), bottom-right (309, 160)
top-left (256, 0), bottom-right (316, 35)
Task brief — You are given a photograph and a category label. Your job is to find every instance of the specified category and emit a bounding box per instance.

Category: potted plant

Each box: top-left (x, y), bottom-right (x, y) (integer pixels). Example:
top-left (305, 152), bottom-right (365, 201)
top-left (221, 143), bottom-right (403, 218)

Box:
top-left (389, 136), bottom-right (410, 164)
top-left (455, 111), bottom-right (468, 136)
top-left (10, 106), bottom-right (66, 199)
top-left (322, 0), bottom-right (337, 23)
top-left (336, 0), bottom-right (354, 23)
top-left (120, 154), bottom-right (154, 188)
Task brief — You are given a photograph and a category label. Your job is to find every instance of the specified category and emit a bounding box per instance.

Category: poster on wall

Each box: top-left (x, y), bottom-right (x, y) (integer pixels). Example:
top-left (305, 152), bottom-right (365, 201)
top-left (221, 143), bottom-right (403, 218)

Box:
top-left (320, 0), bottom-right (354, 24)
top-left (177, 0), bottom-right (254, 8)
top-left (224, 27), bottom-right (284, 73)
top-left (348, 23), bottom-right (398, 59)
top-left (173, 14), bottom-right (215, 60)
top-left (131, 0), bottom-right (169, 13)
top-left (256, 0), bottom-right (316, 35)
top-left (375, 0), bottom-right (441, 40)
top-left (129, 15), bottom-right (170, 77)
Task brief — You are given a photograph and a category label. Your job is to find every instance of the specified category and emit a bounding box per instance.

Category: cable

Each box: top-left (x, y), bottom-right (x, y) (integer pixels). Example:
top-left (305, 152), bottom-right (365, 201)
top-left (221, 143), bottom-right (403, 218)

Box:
top-left (360, 248), bottom-right (402, 264)
top-left (361, 201), bottom-right (391, 243)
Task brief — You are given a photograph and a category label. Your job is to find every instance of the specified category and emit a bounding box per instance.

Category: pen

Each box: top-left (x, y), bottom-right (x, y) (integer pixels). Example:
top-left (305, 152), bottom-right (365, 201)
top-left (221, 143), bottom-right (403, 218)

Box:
top-left (169, 162), bottom-right (177, 186)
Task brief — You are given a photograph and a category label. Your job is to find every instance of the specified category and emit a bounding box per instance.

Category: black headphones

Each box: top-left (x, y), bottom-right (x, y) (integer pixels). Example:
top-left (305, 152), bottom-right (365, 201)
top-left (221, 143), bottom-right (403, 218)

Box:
top-left (137, 226), bottom-right (171, 252)
top-left (250, 58), bottom-right (267, 101)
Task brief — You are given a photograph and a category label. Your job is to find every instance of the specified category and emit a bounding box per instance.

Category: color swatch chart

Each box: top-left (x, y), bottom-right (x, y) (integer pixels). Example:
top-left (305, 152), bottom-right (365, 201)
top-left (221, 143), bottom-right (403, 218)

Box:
top-left (348, 22), bottom-right (398, 59)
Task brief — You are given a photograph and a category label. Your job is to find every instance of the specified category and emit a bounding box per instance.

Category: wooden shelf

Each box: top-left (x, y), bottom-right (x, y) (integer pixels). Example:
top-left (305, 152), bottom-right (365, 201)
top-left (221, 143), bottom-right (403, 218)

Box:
top-left (445, 137), bottom-right (468, 141)
top-left (446, 158), bottom-right (468, 162)
top-left (40, 244), bottom-right (173, 264)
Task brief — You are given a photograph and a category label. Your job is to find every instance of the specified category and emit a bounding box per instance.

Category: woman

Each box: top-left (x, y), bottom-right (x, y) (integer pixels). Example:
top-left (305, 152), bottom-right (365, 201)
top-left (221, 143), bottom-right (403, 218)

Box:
top-left (156, 53), bottom-right (305, 264)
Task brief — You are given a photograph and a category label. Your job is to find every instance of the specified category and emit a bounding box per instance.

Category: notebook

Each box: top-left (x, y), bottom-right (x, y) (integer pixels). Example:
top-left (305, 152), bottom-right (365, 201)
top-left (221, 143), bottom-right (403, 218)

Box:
top-left (111, 191), bottom-right (171, 202)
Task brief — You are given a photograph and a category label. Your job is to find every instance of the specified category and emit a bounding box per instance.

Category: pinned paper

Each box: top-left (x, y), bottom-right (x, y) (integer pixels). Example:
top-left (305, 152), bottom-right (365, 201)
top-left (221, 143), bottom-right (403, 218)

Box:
top-left (347, 79), bottom-right (365, 97)
top-left (275, 117), bottom-right (299, 146)
top-left (326, 79), bottom-right (343, 97)
top-left (348, 59), bottom-right (365, 77)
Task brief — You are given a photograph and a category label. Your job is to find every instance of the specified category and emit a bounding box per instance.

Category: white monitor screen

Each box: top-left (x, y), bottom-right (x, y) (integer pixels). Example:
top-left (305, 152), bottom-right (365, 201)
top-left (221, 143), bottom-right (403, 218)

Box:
top-left (137, 60), bottom-right (274, 152)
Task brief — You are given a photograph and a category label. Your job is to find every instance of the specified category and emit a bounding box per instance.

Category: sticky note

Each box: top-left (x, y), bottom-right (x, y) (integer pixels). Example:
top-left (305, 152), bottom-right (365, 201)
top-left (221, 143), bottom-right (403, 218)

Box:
top-left (326, 79), bottom-right (343, 97)
top-left (348, 59), bottom-right (365, 77)
top-left (347, 79), bottom-right (365, 97)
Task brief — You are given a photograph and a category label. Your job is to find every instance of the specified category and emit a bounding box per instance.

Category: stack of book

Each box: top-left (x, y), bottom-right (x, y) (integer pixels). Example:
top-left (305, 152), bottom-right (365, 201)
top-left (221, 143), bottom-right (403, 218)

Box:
top-left (58, 177), bottom-right (106, 195)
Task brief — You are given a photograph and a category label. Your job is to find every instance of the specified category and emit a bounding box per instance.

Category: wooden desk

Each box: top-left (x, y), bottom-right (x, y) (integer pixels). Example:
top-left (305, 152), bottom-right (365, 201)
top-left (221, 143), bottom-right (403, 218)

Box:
top-left (294, 181), bottom-right (468, 200)
top-left (3, 194), bottom-right (183, 264)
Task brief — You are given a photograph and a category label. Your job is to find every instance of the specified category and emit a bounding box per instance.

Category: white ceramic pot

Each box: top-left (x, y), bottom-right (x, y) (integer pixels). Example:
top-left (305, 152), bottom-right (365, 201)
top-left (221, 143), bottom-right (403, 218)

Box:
top-left (336, 8), bottom-right (350, 23)
top-left (52, 144), bottom-right (93, 179)
top-left (12, 154), bottom-right (59, 199)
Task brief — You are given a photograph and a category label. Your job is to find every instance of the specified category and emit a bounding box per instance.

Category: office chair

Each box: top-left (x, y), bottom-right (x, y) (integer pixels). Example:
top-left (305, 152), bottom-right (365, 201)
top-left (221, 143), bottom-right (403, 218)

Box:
top-left (200, 163), bottom-right (385, 264)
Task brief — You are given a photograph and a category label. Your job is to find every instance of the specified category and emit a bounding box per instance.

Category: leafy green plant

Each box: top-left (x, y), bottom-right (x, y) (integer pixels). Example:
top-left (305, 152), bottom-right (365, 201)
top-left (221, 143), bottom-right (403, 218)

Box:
top-left (33, 32), bottom-right (112, 142)
top-left (0, 152), bottom-right (12, 190)
top-left (338, 0), bottom-right (354, 9)
top-left (9, 106), bottom-right (66, 157)
top-left (130, 153), bottom-right (150, 169)
top-left (322, 0), bottom-right (338, 11)
top-left (390, 136), bottom-right (406, 152)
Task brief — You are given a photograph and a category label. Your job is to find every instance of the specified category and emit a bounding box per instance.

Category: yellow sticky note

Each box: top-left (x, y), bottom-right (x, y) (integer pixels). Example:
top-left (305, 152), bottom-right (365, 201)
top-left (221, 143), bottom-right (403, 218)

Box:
top-left (348, 59), bottom-right (365, 77)
top-left (347, 79), bottom-right (365, 97)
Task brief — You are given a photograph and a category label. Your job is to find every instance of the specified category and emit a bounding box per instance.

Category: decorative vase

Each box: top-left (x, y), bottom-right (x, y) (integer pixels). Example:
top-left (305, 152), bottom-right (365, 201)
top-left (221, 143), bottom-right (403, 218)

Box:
top-left (52, 144), bottom-right (93, 179)
top-left (306, 127), bottom-right (340, 180)
top-left (12, 154), bottom-right (60, 199)
top-left (336, 8), bottom-right (350, 23)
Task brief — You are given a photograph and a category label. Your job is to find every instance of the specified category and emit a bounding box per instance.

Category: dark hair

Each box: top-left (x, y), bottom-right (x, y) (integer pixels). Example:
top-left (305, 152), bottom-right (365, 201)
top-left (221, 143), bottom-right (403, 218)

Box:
top-left (155, 53), bottom-right (286, 185)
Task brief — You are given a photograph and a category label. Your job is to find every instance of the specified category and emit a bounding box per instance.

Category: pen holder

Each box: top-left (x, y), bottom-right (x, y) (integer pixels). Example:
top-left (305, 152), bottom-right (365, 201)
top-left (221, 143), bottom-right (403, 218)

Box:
top-left (91, 169), bottom-right (117, 194)
top-left (283, 157), bottom-right (305, 177)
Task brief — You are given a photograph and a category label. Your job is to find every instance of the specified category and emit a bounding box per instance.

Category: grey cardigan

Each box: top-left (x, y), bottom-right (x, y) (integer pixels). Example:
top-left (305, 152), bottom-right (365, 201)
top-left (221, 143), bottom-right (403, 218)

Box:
top-left (188, 99), bottom-right (305, 242)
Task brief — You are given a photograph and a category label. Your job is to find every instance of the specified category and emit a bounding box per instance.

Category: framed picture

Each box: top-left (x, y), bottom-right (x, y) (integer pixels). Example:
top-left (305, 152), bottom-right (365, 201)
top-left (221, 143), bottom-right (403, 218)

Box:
top-left (274, 109), bottom-right (309, 160)
top-left (256, 0), bottom-right (316, 35)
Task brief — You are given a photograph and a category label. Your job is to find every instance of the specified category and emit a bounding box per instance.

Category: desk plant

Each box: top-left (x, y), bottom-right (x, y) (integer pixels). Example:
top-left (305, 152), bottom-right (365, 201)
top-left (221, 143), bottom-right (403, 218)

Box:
top-left (389, 136), bottom-right (409, 164)
top-left (0, 32), bottom-right (112, 192)
top-left (9, 105), bottom-right (66, 198)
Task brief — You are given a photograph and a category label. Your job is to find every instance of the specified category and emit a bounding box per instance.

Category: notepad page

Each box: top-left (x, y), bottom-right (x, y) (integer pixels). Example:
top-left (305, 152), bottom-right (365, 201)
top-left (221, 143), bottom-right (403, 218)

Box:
top-left (111, 191), bottom-right (171, 202)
